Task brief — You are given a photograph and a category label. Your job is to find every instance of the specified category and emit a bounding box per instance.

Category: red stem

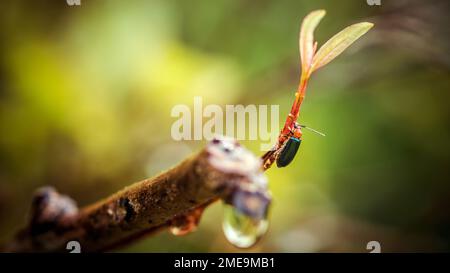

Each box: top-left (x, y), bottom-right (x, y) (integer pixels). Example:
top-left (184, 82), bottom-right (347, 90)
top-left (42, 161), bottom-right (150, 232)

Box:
top-left (279, 75), bottom-right (309, 144)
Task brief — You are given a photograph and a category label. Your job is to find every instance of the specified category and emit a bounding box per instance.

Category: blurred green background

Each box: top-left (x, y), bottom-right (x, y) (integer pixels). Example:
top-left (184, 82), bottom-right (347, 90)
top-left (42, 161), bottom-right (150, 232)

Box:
top-left (1, 0), bottom-right (449, 252)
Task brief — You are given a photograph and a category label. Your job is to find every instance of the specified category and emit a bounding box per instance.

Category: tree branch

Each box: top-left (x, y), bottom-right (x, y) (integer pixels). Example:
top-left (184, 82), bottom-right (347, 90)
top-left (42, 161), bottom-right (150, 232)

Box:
top-left (5, 136), bottom-right (270, 252)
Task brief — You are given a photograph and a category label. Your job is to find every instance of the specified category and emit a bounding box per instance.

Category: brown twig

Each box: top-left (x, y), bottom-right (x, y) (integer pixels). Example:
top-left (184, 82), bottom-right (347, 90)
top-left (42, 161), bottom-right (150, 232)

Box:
top-left (4, 136), bottom-right (270, 252)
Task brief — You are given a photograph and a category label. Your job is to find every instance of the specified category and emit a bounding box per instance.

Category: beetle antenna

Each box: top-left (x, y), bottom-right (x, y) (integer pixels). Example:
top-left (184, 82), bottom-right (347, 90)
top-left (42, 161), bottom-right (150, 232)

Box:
top-left (300, 125), bottom-right (326, 137)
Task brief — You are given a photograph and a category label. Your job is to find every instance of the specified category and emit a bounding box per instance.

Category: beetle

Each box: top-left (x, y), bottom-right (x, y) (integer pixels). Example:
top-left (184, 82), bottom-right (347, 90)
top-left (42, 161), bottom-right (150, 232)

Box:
top-left (276, 137), bottom-right (302, 167)
top-left (275, 124), bottom-right (324, 168)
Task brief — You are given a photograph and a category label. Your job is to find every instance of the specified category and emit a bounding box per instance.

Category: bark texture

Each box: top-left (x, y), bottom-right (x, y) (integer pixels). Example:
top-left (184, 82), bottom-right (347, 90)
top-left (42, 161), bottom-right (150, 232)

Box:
top-left (5, 136), bottom-right (270, 252)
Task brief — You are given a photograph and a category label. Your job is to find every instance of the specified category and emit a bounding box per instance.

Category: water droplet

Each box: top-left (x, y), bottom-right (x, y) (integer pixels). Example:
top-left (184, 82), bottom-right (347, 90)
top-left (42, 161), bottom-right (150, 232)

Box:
top-left (169, 206), bottom-right (204, 236)
top-left (222, 204), bottom-right (268, 248)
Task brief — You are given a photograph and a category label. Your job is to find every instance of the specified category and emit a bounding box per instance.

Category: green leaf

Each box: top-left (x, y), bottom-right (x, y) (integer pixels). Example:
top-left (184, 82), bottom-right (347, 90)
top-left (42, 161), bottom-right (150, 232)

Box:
top-left (299, 10), bottom-right (326, 74)
top-left (310, 22), bottom-right (374, 72)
